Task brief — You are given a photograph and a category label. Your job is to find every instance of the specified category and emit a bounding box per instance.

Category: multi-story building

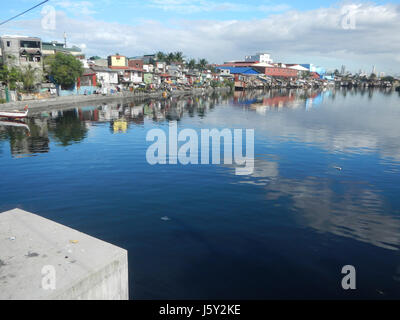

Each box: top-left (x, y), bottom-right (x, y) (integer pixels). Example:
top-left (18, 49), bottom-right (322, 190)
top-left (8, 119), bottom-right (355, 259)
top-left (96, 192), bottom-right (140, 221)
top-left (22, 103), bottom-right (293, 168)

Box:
top-left (0, 35), bottom-right (43, 70)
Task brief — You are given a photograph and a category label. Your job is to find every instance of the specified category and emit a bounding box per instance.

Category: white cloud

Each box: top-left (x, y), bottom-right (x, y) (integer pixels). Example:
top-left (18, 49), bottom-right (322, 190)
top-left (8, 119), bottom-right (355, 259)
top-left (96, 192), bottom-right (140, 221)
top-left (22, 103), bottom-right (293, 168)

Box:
top-left (2, 2), bottom-right (400, 73)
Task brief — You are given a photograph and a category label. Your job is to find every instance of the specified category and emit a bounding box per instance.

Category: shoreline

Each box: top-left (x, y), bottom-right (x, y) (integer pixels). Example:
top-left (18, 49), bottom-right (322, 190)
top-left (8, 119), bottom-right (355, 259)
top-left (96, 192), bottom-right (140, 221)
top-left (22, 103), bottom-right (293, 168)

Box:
top-left (0, 87), bottom-right (232, 113)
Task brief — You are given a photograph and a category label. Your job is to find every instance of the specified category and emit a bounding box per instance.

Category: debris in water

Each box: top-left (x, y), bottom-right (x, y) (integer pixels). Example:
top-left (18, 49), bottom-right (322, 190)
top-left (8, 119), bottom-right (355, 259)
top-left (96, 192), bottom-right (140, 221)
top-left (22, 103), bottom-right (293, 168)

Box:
top-left (161, 216), bottom-right (171, 221)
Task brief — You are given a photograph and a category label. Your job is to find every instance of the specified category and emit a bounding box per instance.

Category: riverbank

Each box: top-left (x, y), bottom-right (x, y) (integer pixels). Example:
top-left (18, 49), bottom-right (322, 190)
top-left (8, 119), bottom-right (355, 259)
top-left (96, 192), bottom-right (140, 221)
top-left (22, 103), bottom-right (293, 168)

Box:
top-left (0, 87), bottom-right (231, 113)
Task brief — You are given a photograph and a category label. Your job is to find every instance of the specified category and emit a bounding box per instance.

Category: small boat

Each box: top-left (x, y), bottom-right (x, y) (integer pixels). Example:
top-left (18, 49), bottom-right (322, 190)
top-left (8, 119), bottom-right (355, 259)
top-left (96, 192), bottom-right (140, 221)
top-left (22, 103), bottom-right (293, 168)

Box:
top-left (0, 105), bottom-right (29, 119)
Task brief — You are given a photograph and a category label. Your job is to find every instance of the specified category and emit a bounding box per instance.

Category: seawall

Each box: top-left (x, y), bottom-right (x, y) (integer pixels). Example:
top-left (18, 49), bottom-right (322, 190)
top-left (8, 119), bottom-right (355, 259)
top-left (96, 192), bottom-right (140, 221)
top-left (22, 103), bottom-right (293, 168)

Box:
top-left (0, 208), bottom-right (129, 300)
top-left (0, 87), bottom-right (232, 113)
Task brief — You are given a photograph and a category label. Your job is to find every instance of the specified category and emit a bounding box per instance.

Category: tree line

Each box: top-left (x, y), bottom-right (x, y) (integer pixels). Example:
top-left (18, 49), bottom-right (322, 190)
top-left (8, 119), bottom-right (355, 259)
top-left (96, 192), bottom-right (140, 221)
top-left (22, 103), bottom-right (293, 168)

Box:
top-left (155, 52), bottom-right (209, 71)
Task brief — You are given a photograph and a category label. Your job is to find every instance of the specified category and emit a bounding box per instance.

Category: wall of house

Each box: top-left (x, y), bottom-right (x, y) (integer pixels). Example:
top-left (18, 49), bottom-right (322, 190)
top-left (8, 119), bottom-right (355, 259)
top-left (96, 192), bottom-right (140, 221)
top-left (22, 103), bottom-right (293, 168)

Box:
top-left (255, 66), bottom-right (298, 78)
top-left (97, 72), bottom-right (118, 85)
top-left (108, 55), bottom-right (127, 67)
top-left (57, 85), bottom-right (97, 96)
top-left (128, 59), bottom-right (143, 69)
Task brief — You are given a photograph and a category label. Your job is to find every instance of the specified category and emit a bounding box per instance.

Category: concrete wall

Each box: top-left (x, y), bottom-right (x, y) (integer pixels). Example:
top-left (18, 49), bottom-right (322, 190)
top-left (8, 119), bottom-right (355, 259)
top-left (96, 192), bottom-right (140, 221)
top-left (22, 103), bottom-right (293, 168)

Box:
top-left (0, 208), bottom-right (129, 300)
top-left (57, 85), bottom-right (97, 96)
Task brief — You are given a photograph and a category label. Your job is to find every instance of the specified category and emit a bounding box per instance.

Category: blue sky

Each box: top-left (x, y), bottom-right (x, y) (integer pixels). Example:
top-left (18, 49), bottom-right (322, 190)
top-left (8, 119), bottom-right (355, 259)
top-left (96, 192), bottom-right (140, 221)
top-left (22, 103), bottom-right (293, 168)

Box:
top-left (2, 0), bottom-right (397, 23)
top-left (1, 1), bottom-right (400, 74)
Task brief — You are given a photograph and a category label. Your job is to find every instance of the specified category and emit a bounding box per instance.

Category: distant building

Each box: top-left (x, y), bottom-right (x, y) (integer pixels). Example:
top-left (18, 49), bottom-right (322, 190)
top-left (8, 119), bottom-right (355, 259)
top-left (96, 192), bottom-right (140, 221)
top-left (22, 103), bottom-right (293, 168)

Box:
top-left (252, 64), bottom-right (298, 78)
top-left (216, 66), bottom-right (260, 75)
top-left (42, 41), bottom-right (83, 58)
top-left (128, 59), bottom-right (144, 70)
top-left (245, 53), bottom-right (273, 64)
top-left (108, 54), bottom-right (128, 69)
top-left (300, 64), bottom-right (326, 77)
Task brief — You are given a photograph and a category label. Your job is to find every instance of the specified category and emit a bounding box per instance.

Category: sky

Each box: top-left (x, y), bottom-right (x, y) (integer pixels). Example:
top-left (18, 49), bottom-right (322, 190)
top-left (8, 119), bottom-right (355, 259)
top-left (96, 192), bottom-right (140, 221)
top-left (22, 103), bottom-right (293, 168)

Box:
top-left (1, 0), bottom-right (400, 74)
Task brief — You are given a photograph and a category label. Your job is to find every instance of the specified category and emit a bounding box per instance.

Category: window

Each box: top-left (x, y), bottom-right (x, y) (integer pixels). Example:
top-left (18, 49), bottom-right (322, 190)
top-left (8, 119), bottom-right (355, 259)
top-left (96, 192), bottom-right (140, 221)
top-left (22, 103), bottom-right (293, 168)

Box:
top-left (6, 41), bottom-right (10, 47)
top-left (20, 40), bottom-right (40, 48)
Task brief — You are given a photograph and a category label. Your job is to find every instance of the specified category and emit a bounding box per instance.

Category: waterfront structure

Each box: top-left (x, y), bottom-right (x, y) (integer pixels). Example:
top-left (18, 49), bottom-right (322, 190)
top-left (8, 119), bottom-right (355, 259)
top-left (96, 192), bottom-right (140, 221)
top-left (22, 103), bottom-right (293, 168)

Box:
top-left (0, 208), bottom-right (128, 300)
top-left (91, 66), bottom-right (119, 89)
top-left (122, 68), bottom-right (144, 85)
top-left (0, 35), bottom-right (43, 81)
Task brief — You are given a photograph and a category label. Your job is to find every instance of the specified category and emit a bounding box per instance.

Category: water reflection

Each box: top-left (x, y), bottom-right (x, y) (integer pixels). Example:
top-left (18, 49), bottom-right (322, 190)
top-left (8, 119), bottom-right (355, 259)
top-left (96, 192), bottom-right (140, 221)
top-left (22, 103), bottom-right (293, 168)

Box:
top-left (1, 87), bottom-right (400, 298)
top-left (239, 158), bottom-right (400, 251)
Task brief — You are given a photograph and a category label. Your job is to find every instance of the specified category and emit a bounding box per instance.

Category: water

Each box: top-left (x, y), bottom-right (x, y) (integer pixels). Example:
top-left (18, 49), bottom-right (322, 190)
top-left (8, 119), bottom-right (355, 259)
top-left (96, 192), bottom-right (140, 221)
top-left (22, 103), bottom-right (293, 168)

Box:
top-left (1, 88), bottom-right (400, 299)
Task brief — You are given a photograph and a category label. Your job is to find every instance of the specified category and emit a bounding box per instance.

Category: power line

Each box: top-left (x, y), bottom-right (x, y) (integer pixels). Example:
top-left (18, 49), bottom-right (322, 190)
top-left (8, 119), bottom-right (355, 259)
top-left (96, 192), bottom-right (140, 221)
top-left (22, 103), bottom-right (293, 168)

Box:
top-left (0, 0), bottom-right (49, 26)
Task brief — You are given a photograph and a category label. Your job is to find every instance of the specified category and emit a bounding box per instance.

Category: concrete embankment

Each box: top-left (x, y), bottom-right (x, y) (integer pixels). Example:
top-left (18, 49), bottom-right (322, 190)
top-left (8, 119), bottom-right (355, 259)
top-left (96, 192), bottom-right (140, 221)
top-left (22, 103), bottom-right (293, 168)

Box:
top-left (0, 208), bottom-right (128, 300)
top-left (0, 87), bottom-right (231, 113)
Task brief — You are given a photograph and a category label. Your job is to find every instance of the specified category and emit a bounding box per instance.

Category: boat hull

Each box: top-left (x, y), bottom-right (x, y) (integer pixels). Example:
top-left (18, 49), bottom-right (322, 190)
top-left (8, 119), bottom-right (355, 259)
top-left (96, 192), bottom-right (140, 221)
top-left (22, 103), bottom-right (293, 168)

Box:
top-left (0, 111), bottom-right (28, 119)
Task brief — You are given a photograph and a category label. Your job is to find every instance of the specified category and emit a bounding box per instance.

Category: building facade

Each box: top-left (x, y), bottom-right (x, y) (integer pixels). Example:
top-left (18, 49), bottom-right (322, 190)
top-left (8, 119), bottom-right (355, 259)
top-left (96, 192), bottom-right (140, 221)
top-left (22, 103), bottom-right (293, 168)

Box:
top-left (0, 35), bottom-right (43, 70)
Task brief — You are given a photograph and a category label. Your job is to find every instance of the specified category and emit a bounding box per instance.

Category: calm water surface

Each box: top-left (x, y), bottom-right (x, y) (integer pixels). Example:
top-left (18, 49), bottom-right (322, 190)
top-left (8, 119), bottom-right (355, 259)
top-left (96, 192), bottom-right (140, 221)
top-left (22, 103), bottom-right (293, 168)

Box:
top-left (1, 88), bottom-right (400, 299)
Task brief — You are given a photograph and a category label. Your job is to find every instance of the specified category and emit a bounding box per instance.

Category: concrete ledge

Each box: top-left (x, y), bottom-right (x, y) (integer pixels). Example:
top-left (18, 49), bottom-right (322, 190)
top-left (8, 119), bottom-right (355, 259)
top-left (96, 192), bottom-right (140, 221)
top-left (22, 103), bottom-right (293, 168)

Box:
top-left (0, 87), bottom-right (231, 112)
top-left (0, 209), bottom-right (128, 300)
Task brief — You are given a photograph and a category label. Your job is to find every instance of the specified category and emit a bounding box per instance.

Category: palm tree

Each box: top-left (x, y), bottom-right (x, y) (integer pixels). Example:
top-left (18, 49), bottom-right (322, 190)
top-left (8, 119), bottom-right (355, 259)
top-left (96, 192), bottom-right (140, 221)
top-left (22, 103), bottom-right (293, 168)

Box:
top-left (198, 58), bottom-right (208, 71)
top-left (174, 51), bottom-right (184, 63)
top-left (166, 52), bottom-right (175, 64)
top-left (187, 59), bottom-right (196, 70)
top-left (156, 51), bottom-right (166, 61)
top-left (20, 65), bottom-right (37, 92)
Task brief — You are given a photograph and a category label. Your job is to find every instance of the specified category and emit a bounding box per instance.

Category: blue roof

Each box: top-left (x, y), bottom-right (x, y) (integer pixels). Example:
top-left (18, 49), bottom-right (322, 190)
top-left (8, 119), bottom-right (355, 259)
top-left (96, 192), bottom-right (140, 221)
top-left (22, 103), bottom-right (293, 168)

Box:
top-left (217, 67), bottom-right (260, 75)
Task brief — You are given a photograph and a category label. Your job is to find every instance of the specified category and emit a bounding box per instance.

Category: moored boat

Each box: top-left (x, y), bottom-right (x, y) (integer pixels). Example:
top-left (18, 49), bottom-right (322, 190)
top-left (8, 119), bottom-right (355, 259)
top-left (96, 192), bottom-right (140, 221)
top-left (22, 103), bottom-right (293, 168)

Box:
top-left (0, 105), bottom-right (29, 119)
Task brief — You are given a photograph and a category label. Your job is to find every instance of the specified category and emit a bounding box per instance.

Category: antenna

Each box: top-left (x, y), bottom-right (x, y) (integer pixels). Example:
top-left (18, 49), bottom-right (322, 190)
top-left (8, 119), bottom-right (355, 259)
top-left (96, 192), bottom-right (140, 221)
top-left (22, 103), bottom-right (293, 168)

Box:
top-left (64, 32), bottom-right (67, 48)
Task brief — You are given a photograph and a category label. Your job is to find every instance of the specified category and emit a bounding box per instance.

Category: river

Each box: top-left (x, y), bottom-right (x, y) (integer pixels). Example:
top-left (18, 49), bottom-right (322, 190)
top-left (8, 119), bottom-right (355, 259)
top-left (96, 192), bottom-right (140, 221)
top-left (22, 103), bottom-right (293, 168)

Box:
top-left (1, 88), bottom-right (400, 299)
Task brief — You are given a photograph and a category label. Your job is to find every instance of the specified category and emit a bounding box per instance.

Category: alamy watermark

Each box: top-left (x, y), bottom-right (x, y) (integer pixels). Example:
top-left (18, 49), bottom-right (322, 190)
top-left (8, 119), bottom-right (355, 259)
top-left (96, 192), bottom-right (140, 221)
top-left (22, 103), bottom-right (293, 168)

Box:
top-left (146, 121), bottom-right (254, 175)
top-left (341, 5), bottom-right (357, 30)
top-left (341, 265), bottom-right (356, 290)
top-left (41, 5), bottom-right (56, 31)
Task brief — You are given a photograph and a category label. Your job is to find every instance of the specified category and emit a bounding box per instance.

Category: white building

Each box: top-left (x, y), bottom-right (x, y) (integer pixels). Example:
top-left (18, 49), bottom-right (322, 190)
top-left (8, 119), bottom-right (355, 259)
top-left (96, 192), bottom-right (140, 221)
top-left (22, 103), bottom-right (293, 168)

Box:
top-left (245, 53), bottom-right (273, 64)
top-left (91, 66), bottom-right (119, 89)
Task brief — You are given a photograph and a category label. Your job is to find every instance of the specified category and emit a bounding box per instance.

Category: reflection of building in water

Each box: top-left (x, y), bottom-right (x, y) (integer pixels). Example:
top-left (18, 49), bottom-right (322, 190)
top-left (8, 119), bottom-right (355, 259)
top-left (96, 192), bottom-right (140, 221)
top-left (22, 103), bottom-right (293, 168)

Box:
top-left (79, 107), bottom-right (99, 121)
top-left (96, 103), bottom-right (144, 125)
top-left (0, 118), bottom-right (50, 156)
top-left (235, 89), bottom-right (327, 112)
top-left (112, 119), bottom-right (128, 133)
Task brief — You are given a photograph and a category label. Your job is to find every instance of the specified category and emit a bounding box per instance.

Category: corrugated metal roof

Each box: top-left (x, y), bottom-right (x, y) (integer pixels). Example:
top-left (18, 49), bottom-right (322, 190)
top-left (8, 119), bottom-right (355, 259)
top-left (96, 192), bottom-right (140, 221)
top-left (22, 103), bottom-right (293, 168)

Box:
top-left (217, 67), bottom-right (259, 74)
top-left (216, 67), bottom-right (260, 75)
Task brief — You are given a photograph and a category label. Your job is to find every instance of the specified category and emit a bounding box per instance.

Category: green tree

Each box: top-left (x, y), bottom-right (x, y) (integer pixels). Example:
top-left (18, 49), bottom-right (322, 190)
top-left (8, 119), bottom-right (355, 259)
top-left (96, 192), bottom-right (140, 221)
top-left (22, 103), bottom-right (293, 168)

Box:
top-left (46, 52), bottom-right (84, 89)
top-left (50, 110), bottom-right (88, 146)
top-left (166, 52), bottom-right (175, 64)
top-left (382, 76), bottom-right (394, 82)
top-left (198, 58), bottom-right (208, 71)
top-left (174, 51), bottom-right (184, 63)
top-left (0, 65), bottom-right (20, 90)
top-left (156, 51), bottom-right (166, 61)
top-left (187, 59), bottom-right (196, 70)
top-left (370, 73), bottom-right (377, 80)
top-left (20, 65), bottom-right (38, 92)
